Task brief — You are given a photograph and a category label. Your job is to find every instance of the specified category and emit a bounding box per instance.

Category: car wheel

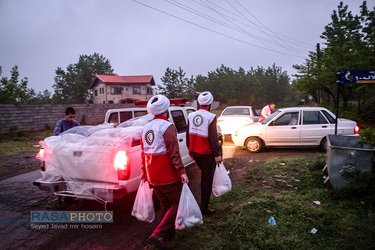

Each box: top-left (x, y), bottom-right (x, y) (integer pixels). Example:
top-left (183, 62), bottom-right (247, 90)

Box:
top-left (244, 137), bottom-right (263, 153)
top-left (320, 137), bottom-right (328, 152)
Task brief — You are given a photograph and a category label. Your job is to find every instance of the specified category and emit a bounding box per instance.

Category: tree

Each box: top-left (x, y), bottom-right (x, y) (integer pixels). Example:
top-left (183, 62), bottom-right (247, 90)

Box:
top-left (28, 89), bottom-right (53, 104)
top-left (194, 64), bottom-right (296, 107)
top-left (157, 67), bottom-right (193, 99)
top-left (53, 53), bottom-right (113, 104)
top-left (0, 66), bottom-right (34, 104)
top-left (293, 1), bottom-right (375, 111)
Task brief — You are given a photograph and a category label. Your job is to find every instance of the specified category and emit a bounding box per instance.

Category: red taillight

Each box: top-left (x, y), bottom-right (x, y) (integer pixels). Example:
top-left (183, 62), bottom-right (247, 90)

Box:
top-left (354, 126), bottom-right (360, 134)
top-left (36, 148), bottom-right (45, 160)
top-left (35, 148), bottom-right (46, 171)
top-left (114, 151), bottom-right (130, 180)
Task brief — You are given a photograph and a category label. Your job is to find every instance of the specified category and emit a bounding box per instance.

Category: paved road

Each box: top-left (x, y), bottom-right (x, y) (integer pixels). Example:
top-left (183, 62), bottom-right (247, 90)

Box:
top-left (0, 141), bottom-right (323, 249)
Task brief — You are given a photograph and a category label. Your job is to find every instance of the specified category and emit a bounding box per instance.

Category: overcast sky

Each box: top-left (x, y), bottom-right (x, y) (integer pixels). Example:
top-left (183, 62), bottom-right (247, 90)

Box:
top-left (0, 0), bottom-right (367, 94)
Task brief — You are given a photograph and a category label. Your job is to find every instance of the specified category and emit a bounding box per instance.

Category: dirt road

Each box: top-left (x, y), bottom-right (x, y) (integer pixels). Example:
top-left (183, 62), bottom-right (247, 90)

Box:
top-left (0, 141), bottom-right (323, 249)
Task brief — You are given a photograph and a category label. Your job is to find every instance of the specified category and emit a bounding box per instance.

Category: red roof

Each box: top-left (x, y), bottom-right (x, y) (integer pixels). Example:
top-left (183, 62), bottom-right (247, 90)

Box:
top-left (89, 74), bottom-right (155, 88)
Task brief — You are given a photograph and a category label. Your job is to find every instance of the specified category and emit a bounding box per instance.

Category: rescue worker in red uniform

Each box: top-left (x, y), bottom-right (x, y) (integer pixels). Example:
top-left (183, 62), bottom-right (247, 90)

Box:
top-left (258, 103), bottom-right (276, 122)
top-left (186, 91), bottom-right (222, 215)
top-left (140, 94), bottom-right (189, 247)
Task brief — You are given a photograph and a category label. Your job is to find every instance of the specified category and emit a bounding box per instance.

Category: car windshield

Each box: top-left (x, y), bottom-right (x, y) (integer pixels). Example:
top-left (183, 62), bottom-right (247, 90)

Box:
top-left (261, 110), bottom-right (280, 124)
top-left (222, 107), bottom-right (250, 115)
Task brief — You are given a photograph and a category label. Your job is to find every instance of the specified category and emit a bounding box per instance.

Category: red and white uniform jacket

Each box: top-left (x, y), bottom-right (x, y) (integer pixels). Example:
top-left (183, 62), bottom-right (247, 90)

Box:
top-left (187, 108), bottom-right (217, 155)
top-left (259, 105), bottom-right (273, 122)
top-left (141, 116), bottom-right (185, 186)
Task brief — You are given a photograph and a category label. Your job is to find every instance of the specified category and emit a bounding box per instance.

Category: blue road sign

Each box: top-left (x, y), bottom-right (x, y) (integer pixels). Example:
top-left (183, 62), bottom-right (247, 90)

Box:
top-left (340, 70), bottom-right (375, 84)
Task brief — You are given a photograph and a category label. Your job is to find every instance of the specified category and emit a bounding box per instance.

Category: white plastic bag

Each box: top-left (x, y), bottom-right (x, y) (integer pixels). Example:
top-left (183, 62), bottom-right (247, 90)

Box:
top-left (212, 162), bottom-right (232, 197)
top-left (131, 180), bottom-right (155, 223)
top-left (175, 183), bottom-right (203, 230)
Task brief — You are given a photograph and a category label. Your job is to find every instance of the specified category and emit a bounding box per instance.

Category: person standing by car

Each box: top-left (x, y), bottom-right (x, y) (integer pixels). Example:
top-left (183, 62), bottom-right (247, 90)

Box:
top-left (258, 103), bottom-right (276, 122)
top-left (53, 107), bottom-right (80, 136)
top-left (141, 94), bottom-right (189, 247)
top-left (186, 91), bottom-right (222, 215)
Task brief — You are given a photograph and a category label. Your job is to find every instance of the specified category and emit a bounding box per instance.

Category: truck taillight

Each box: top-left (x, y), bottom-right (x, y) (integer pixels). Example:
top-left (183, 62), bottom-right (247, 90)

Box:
top-left (36, 148), bottom-right (46, 171)
top-left (36, 148), bottom-right (45, 160)
top-left (354, 126), bottom-right (360, 134)
top-left (114, 151), bottom-right (130, 180)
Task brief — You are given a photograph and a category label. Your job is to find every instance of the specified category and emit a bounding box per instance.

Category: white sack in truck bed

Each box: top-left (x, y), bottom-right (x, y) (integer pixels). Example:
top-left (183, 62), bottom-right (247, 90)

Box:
top-left (38, 115), bottom-right (154, 202)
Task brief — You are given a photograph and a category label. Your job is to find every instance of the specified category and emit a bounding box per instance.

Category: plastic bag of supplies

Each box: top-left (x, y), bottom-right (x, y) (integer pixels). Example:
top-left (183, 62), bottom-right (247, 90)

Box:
top-left (175, 183), bottom-right (203, 230)
top-left (212, 162), bottom-right (232, 197)
top-left (131, 180), bottom-right (155, 223)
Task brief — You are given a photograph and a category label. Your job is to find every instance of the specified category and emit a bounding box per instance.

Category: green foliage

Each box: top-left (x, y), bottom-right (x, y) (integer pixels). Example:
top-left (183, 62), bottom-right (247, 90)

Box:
top-left (0, 66), bottom-right (33, 104)
top-left (157, 67), bottom-right (195, 100)
top-left (293, 0), bottom-right (375, 113)
top-left (0, 129), bottom-right (51, 157)
top-left (52, 53), bottom-right (113, 104)
top-left (172, 155), bottom-right (375, 249)
top-left (28, 89), bottom-right (53, 104)
top-left (158, 64), bottom-right (301, 107)
top-left (193, 64), bottom-right (301, 107)
top-left (359, 127), bottom-right (375, 147)
top-left (9, 125), bottom-right (25, 139)
top-left (0, 65), bottom-right (53, 104)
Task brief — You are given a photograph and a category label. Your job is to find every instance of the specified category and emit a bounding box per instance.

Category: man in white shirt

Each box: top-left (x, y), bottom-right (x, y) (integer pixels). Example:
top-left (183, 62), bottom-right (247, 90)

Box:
top-left (259, 103), bottom-right (276, 122)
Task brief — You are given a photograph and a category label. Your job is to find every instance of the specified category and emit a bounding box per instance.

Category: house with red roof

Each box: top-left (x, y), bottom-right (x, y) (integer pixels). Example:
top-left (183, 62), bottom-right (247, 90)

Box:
top-left (89, 74), bottom-right (155, 104)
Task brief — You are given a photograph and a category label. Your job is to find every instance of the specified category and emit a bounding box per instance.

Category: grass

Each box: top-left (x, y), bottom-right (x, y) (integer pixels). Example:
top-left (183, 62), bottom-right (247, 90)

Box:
top-left (0, 129), bottom-right (52, 156)
top-left (172, 155), bottom-right (375, 250)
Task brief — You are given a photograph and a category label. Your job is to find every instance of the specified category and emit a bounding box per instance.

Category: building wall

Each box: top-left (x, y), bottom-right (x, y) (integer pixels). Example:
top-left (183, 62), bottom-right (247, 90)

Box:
top-left (0, 103), bottom-right (134, 133)
top-left (92, 82), bottom-right (153, 104)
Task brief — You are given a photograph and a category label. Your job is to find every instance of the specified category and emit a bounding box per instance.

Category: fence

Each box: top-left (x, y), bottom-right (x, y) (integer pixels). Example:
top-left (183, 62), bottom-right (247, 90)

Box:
top-left (0, 103), bottom-right (134, 133)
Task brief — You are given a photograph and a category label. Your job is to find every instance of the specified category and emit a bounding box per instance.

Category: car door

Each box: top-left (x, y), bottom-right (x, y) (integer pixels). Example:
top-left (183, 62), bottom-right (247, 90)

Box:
top-left (265, 111), bottom-right (301, 146)
top-left (170, 109), bottom-right (193, 165)
top-left (300, 110), bottom-right (333, 146)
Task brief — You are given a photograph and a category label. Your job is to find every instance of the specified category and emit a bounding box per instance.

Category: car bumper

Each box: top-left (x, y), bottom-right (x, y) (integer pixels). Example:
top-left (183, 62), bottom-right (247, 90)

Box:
top-left (231, 136), bottom-right (245, 146)
top-left (33, 179), bottom-right (127, 202)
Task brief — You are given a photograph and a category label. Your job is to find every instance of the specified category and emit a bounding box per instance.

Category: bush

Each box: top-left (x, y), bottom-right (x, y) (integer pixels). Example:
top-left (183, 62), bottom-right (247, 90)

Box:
top-left (9, 126), bottom-right (25, 139)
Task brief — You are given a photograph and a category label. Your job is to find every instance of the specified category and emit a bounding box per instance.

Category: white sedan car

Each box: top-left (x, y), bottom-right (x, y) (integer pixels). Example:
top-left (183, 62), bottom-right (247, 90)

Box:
top-left (231, 107), bottom-right (359, 153)
top-left (217, 106), bottom-right (259, 136)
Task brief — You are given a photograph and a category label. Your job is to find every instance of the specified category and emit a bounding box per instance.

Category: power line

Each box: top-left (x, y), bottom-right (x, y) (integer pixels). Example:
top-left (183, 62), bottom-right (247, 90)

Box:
top-left (204, 0), bottom-right (313, 50)
top-left (232, 0), bottom-right (306, 57)
top-left (132, 0), bottom-right (306, 58)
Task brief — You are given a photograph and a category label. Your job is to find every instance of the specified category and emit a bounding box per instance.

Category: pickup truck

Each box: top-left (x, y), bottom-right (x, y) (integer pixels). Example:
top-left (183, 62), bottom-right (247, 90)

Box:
top-left (33, 104), bottom-right (198, 204)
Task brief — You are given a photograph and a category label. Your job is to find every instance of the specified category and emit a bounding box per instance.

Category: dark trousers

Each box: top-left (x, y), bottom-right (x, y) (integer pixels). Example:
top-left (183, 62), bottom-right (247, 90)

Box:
top-left (192, 154), bottom-right (216, 211)
top-left (151, 181), bottom-right (182, 240)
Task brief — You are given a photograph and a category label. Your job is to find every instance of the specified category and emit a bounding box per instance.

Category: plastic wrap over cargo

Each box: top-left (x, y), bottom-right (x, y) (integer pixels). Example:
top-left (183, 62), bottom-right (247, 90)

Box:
top-left (39, 115), bottom-right (154, 202)
top-left (60, 123), bottom-right (114, 137)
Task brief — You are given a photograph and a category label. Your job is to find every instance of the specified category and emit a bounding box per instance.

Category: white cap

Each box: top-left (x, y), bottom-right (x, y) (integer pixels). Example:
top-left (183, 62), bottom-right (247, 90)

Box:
top-left (198, 91), bottom-right (213, 105)
top-left (147, 95), bottom-right (170, 115)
